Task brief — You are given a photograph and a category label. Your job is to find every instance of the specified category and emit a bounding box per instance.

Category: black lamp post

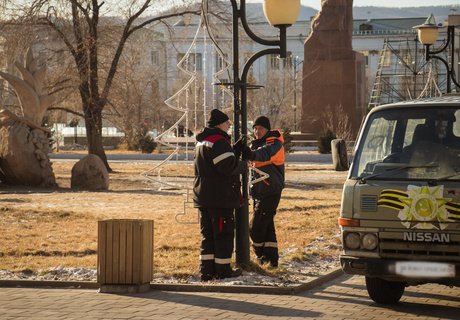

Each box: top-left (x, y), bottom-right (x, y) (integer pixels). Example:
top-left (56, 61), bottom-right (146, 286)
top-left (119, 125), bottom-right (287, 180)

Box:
top-left (291, 55), bottom-right (303, 132)
top-left (415, 14), bottom-right (460, 93)
top-left (69, 117), bottom-right (80, 144)
top-left (230, 0), bottom-right (300, 266)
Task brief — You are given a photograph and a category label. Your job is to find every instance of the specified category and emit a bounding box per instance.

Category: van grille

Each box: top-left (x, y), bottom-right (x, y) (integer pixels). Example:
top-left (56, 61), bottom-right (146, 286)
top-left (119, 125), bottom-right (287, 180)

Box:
top-left (379, 233), bottom-right (460, 261)
top-left (361, 195), bottom-right (378, 212)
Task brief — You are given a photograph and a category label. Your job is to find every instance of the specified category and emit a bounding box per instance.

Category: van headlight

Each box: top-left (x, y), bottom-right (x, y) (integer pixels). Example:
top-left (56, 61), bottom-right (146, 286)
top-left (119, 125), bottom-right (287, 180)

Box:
top-left (362, 233), bottom-right (378, 250)
top-left (343, 232), bottom-right (378, 251)
top-left (344, 232), bottom-right (360, 250)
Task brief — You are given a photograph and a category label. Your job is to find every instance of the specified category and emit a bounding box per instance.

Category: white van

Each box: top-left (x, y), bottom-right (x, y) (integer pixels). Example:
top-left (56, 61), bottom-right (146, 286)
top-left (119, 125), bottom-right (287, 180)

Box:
top-left (339, 95), bottom-right (460, 304)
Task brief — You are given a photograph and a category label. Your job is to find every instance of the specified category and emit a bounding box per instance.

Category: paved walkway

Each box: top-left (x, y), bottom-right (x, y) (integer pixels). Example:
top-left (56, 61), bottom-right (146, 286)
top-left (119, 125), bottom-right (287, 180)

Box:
top-left (1, 275), bottom-right (459, 319)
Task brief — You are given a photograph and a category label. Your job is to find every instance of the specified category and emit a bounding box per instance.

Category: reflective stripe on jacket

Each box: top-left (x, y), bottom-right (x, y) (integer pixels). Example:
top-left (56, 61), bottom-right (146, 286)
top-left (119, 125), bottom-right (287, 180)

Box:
top-left (193, 127), bottom-right (246, 208)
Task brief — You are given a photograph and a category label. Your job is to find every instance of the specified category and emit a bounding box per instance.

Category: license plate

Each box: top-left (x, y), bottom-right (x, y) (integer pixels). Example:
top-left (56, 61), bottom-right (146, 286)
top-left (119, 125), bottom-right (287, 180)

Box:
top-left (395, 261), bottom-right (455, 278)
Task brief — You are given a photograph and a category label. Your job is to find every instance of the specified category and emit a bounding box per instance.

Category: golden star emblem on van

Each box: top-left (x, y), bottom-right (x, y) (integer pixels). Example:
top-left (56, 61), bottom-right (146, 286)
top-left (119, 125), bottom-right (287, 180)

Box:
top-left (378, 185), bottom-right (460, 230)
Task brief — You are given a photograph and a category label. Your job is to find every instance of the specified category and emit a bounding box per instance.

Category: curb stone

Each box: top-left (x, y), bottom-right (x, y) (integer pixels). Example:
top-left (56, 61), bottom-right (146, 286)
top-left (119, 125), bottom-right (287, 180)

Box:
top-left (150, 268), bottom-right (345, 295)
top-left (0, 268), bottom-right (344, 295)
top-left (0, 279), bottom-right (99, 289)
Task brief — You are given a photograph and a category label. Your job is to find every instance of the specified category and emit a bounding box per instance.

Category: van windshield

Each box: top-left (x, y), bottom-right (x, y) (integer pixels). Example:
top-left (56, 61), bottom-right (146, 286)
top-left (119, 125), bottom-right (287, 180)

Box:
top-left (351, 107), bottom-right (460, 180)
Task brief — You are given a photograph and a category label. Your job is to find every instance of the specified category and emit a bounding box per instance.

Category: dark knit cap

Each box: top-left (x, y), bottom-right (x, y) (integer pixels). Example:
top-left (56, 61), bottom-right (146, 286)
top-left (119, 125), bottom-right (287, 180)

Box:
top-left (253, 116), bottom-right (271, 130)
top-left (207, 109), bottom-right (229, 127)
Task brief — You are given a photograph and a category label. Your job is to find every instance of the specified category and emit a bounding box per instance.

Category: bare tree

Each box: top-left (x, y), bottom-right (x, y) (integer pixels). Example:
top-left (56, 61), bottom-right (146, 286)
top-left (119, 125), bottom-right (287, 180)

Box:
top-left (318, 104), bottom-right (353, 141)
top-left (104, 28), bottom-right (165, 150)
top-left (10, 0), bottom-right (199, 170)
top-left (247, 59), bottom-right (300, 131)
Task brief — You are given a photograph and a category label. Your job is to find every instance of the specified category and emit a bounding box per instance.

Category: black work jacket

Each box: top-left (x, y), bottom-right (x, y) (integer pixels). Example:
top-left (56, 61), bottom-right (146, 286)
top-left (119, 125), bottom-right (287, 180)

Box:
top-left (250, 130), bottom-right (285, 199)
top-left (193, 127), bottom-right (246, 208)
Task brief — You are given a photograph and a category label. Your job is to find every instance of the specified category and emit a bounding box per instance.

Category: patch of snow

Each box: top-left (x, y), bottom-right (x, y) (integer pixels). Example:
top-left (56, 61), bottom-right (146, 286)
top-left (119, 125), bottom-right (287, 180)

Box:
top-left (0, 256), bottom-right (339, 286)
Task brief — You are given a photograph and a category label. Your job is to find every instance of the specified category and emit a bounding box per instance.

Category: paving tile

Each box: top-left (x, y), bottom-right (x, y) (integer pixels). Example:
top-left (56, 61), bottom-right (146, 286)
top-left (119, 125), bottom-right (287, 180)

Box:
top-left (1, 275), bottom-right (459, 319)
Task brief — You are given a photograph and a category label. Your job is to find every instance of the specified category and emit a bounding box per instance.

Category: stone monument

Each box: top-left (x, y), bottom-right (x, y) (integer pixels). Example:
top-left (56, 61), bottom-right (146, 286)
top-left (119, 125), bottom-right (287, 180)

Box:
top-left (301, 0), bottom-right (366, 139)
top-left (0, 48), bottom-right (56, 186)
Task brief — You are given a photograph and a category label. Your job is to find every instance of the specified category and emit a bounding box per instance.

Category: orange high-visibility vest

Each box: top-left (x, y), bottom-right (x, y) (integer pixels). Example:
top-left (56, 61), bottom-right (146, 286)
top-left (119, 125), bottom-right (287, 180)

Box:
top-left (252, 130), bottom-right (285, 168)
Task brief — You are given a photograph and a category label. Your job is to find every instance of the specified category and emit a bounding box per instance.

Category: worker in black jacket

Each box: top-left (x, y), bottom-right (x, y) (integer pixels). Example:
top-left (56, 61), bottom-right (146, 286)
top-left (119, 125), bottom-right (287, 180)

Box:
top-left (193, 109), bottom-right (246, 281)
top-left (246, 116), bottom-right (285, 267)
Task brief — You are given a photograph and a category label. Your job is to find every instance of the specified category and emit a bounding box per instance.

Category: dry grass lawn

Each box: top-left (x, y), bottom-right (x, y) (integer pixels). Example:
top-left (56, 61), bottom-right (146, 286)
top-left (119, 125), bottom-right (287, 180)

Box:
top-left (0, 160), bottom-right (347, 279)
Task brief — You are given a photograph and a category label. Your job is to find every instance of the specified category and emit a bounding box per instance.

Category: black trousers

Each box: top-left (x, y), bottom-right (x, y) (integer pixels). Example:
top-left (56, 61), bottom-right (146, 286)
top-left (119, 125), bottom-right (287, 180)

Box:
top-left (199, 207), bottom-right (235, 277)
top-left (250, 193), bottom-right (281, 265)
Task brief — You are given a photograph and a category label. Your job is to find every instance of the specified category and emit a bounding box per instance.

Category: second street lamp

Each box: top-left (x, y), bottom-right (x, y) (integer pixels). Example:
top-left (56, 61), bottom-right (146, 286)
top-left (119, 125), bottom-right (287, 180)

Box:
top-left (292, 55), bottom-right (303, 132)
top-left (230, 0), bottom-right (300, 266)
top-left (415, 13), bottom-right (460, 93)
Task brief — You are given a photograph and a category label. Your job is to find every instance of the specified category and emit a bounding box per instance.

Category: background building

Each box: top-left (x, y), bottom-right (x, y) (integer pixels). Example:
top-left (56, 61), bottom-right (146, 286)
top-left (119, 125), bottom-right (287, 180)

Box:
top-left (0, 3), bottom-right (457, 147)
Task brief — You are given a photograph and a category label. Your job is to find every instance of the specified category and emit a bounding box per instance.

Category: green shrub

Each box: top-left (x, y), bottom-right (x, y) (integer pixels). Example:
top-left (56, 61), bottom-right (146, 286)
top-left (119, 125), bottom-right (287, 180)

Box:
top-left (282, 127), bottom-right (294, 154)
top-left (128, 126), bottom-right (157, 153)
top-left (139, 134), bottom-right (157, 153)
top-left (317, 129), bottom-right (336, 154)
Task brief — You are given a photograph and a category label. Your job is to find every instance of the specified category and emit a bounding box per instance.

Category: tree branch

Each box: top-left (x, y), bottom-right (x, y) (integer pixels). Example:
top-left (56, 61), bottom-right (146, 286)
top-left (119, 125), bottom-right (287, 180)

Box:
top-left (69, 0), bottom-right (91, 26)
top-left (71, 1), bottom-right (88, 77)
top-left (48, 107), bottom-right (84, 118)
top-left (88, 0), bottom-right (101, 107)
top-left (38, 16), bottom-right (78, 61)
top-left (128, 10), bottom-right (200, 36)
top-left (101, 8), bottom-right (200, 104)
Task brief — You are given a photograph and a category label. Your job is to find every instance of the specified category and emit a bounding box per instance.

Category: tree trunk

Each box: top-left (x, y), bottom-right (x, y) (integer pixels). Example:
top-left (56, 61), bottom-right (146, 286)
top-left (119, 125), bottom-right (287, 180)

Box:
top-left (84, 105), bottom-right (111, 172)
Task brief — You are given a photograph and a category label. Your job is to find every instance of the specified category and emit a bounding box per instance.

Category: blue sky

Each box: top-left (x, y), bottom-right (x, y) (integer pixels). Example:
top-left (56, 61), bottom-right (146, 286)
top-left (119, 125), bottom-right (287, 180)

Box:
top-left (249, 0), bottom-right (460, 10)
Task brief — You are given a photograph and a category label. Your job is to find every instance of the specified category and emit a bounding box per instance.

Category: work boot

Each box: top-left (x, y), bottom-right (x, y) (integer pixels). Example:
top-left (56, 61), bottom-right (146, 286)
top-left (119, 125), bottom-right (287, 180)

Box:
top-left (200, 273), bottom-right (215, 282)
top-left (216, 267), bottom-right (242, 279)
top-left (257, 256), bottom-right (269, 265)
top-left (269, 260), bottom-right (278, 268)
top-left (200, 260), bottom-right (215, 282)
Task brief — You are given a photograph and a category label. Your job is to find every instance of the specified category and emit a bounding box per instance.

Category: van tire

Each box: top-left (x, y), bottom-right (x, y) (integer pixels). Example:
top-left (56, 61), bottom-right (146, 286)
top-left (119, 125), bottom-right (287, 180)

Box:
top-left (365, 276), bottom-right (405, 304)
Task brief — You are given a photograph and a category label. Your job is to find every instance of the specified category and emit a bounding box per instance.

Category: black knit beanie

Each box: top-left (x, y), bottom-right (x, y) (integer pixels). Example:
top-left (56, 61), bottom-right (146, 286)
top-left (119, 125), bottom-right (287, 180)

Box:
top-left (207, 109), bottom-right (229, 127)
top-left (253, 116), bottom-right (271, 130)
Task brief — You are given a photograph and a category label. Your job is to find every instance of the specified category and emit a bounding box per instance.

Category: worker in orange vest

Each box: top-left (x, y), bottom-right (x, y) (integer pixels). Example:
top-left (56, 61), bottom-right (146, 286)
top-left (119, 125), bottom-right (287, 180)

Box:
top-left (245, 116), bottom-right (285, 267)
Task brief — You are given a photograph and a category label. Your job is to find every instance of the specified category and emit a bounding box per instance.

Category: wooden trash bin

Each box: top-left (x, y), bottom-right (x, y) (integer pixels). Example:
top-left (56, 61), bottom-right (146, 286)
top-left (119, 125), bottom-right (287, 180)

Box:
top-left (98, 219), bottom-right (153, 293)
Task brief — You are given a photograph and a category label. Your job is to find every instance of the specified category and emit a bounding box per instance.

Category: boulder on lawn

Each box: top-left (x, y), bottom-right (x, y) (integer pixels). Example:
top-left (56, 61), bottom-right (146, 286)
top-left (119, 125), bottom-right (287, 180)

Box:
top-left (71, 154), bottom-right (109, 190)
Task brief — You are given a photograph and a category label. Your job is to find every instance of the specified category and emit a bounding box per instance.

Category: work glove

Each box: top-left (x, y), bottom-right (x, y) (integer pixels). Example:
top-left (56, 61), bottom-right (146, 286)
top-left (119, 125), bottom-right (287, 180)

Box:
top-left (242, 146), bottom-right (253, 160)
top-left (233, 135), bottom-right (247, 158)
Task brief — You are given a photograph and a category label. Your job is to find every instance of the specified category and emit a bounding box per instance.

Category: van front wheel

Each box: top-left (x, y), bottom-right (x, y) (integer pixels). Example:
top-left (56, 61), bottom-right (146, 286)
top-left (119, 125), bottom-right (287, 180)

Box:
top-left (365, 276), bottom-right (405, 304)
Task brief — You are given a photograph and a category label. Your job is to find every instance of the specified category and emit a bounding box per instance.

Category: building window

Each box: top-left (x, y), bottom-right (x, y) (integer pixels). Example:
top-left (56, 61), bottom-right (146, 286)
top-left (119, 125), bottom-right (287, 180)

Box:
top-left (283, 51), bottom-right (293, 68)
top-left (269, 54), bottom-right (280, 70)
top-left (215, 53), bottom-right (228, 71)
top-left (269, 105), bottom-right (280, 116)
top-left (381, 76), bottom-right (391, 93)
top-left (177, 53), bottom-right (185, 64)
top-left (359, 23), bottom-right (373, 32)
top-left (177, 53), bottom-right (202, 71)
top-left (382, 49), bottom-right (391, 67)
top-left (151, 50), bottom-right (159, 65)
top-left (401, 49), bottom-right (414, 66)
top-left (243, 53), bottom-right (252, 66)
top-left (194, 53), bottom-right (202, 71)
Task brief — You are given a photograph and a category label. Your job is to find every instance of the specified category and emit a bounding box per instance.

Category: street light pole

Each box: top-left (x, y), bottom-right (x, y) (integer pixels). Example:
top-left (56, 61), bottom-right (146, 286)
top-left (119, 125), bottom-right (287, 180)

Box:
top-left (293, 56), bottom-right (297, 132)
top-left (230, 0), bottom-right (300, 267)
top-left (415, 14), bottom-right (460, 93)
top-left (291, 55), bottom-right (303, 132)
